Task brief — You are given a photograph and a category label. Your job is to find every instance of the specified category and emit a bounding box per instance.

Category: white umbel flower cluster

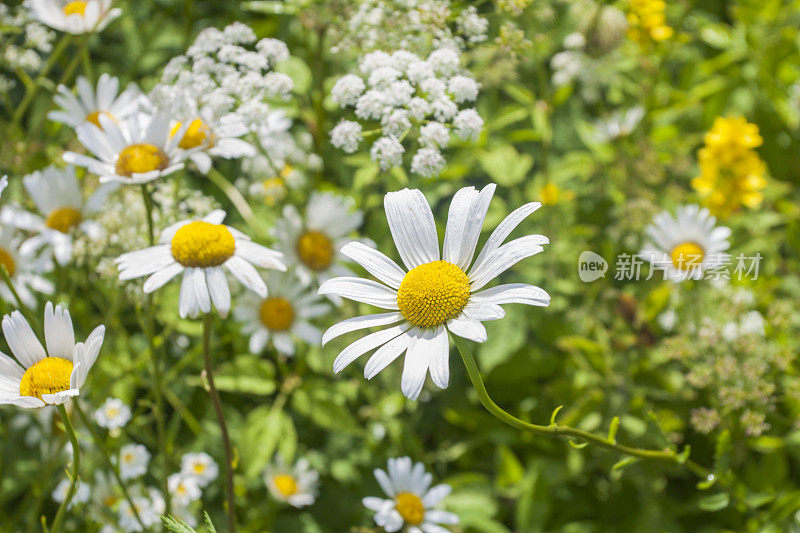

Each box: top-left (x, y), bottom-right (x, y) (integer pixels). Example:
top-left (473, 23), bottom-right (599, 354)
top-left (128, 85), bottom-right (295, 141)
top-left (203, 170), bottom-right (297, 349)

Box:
top-left (330, 48), bottom-right (483, 176)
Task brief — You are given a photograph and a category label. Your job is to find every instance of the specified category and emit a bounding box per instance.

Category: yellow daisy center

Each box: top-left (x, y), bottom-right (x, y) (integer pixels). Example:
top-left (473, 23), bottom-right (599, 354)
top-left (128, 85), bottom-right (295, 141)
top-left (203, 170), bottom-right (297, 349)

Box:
top-left (106, 406), bottom-right (119, 418)
top-left (273, 474), bottom-right (298, 497)
top-left (115, 144), bottom-right (169, 177)
top-left (395, 492), bottom-right (425, 525)
top-left (193, 463), bottom-right (207, 474)
top-left (85, 110), bottom-right (115, 129)
top-left (63, 0), bottom-right (87, 16)
top-left (171, 221), bottom-right (236, 268)
top-left (259, 297), bottom-right (294, 332)
top-left (296, 230), bottom-right (334, 271)
top-left (170, 119), bottom-right (213, 150)
top-left (670, 242), bottom-right (704, 270)
top-left (45, 207), bottom-right (82, 233)
top-left (0, 246), bottom-right (16, 277)
top-left (397, 260), bottom-right (470, 328)
top-left (19, 357), bottom-right (74, 401)
top-left (102, 495), bottom-right (119, 507)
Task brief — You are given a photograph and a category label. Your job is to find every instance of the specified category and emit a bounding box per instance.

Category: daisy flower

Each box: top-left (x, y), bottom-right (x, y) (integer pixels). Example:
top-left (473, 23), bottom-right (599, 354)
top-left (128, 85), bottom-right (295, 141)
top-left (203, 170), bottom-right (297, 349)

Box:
top-left (0, 225), bottom-right (54, 308)
top-left (1, 165), bottom-right (111, 265)
top-left (180, 452), bottom-right (218, 488)
top-left (0, 301), bottom-right (105, 408)
top-left (320, 184), bottom-right (550, 400)
top-left (272, 192), bottom-right (364, 292)
top-left (118, 487), bottom-right (164, 532)
top-left (363, 456), bottom-right (458, 533)
top-left (641, 204), bottom-right (731, 281)
top-left (234, 272), bottom-right (330, 356)
top-left (115, 209), bottom-right (286, 318)
top-left (168, 474), bottom-right (202, 507)
top-left (63, 111), bottom-right (189, 185)
top-left (169, 111), bottom-right (255, 173)
top-left (49, 74), bottom-right (140, 129)
top-left (53, 478), bottom-right (90, 508)
top-left (26, 0), bottom-right (121, 34)
top-left (94, 396), bottom-right (131, 430)
top-left (119, 443), bottom-right (150, 480)
top-left (263, 455), bottom-right (319, 508)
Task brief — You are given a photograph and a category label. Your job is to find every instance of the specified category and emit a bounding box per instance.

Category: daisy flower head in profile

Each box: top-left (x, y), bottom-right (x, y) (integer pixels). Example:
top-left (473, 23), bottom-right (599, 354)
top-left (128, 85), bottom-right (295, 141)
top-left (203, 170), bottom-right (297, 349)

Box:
top-left (167, 110), bottom-right (256, 174)
top-left (115, 209), bottom-right (286, 318)
top-left (119, 443), bottom-right (150, 480)
top-left (0, 225), bottom-right (54, 307)
top-left (26, 0), bottom-right (121, 34)
top-left (180, 452), bottom-right (218, 488)
top-left (94, 396), bottom-right (131, 430)
top-left (264, 455), bottom-right (319, 508)
top-left (363, 456), bottom-right (458, 533)
top-left (64, 111), bottom-right (190, 185)
top-left (320, 183), bottom-right (550, 400)
top-left (272, 192), bottom-right (365, 295)
top-left (49, 74), bottom-right (140, 129)
top-left (234, 271), bottom-right (330, 356)
top-left (1, 165), bottom-right (111, 265)
top-left (0, 301), bottom-right (105, 408)
top-left (641, 204), bottom-right (731, 282)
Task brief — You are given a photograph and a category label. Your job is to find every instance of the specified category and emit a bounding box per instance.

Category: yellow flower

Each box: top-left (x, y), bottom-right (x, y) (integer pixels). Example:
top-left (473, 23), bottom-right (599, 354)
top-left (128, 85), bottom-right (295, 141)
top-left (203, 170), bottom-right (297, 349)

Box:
top-left (692, 117), bottom-right (767, 217)
top-left (539, 183), bottom-right (574, 206)
top-left (627, 0), bottom-right (673, 45)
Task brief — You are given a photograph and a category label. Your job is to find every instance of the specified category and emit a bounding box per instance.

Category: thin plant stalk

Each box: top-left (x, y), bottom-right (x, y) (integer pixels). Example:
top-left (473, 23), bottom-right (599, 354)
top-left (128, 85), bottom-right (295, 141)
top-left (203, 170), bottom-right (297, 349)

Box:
top-left (51, 405), bottom-right (80, 533)
top-left (202, 313), bottom-right (236, 533)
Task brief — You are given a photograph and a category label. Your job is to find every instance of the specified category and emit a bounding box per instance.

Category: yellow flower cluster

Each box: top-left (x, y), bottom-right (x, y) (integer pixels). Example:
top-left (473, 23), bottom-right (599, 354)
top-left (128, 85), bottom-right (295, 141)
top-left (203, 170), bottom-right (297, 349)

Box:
top-left (692, 117), bottom-right (767, 217)
top-left (627, 0), bottom-right (674, 45)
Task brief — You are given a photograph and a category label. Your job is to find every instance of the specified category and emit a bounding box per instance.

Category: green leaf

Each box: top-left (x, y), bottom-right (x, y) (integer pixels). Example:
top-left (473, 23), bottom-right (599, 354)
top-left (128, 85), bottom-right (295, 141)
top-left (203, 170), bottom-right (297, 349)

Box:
top-left (477, 145), bottom-right (533, 186)
top-left (607, 417), bottom-right (620, 444)
top-left (612, 457), bottom-right (638, 471)
top-left (161, 515), bottom-right (196, 533)
top-left (276, 56), bottom-right (312, 94)
top-left (698, 493), bottom-right (730, 512)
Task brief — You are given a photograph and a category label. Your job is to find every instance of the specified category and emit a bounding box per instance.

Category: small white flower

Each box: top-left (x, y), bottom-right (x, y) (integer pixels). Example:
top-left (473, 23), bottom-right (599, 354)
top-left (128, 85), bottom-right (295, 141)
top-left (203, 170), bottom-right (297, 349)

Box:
top-left (419, 122), bottom-right (450, 149)
top-left (564, 32), bottom-right (586, 49)
top-left (48, 74), bottom-right (140, 129)
top-left (180, 452), bottom-right (218, 488)
top-left (320, 184), bottom-right (549, 400)
top-left (359, 50), bottom-right (394, 73)
top-left (447, 75), bottom-right (479, 103)
top-left (410, 148), bottom-right (445, 178)
top-left (427, 48), bottom-right (460, 76)
top-left (330, 120), bottom-right (363, 153)
top-left (26, 0), bottom-right (121, 34)
top-left (371, 136), bottom-right (404, 170)
top-left (368, 66), bottom-right (402, 88)
top-left (453, 109), bottom-right (483, 140)
top-left (94, 397), bottom-right (131, 430)
top-left (355, 90), bottom-right (388, 120)
top-left (119, 443), bottom-right (150, 480)
top-left (118, 487), bottom-right (164, 532)
top-left (331, 74), bottom-right (366, 107)
top-left (264, 455), bottom-right (319, 508)
top-left (52, 478), bottom-right (90, 508)
top-left (115, 209), bottom-right (286, 318)
top-left (256, 38), bottom-right (290, 65)
top-left (0, 302), bottom-right (105, 408)
top-left (641, 205), bottom-right (731, 282)
top-left (408, 97), bottom-right (430, 120)
top-left (168, 473), bottom-right (202, 507)
top-left (381, 110), bottom-right (411, 138)
top-left (234, 272), bottom-right (329, 356)
top-left (430, 97), bottom-right (457, 122)
top-left (363, 457), bottom-right (458, 532)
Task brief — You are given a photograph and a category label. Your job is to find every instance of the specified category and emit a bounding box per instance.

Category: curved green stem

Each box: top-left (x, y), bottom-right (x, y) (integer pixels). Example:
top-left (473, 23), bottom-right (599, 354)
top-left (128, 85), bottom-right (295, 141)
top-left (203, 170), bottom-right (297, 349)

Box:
top-left (72, 403), bottom-right (146, 531)
top-left (451, 333), bottom-right (714, 473)
top-left (206, 166), bottom-right (269, 239)
top-left (51, 406), bottom-right (80, 533)
top-left (202, 314), bottom-right (236, 533)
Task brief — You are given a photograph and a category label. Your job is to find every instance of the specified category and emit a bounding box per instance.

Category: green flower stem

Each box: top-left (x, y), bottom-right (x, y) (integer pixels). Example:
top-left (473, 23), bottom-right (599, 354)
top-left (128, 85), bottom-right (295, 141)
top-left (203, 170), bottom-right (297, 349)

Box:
top-left (72, 402), bottom-right (146, 531)
top-left (206, 166), bottom-right (269, 239)
top-left (51, 405), bottom-right (80, 533)
top-left (202, 313), bottom-right (236, 533)
top-left (451, 333), bottom-right (716, 477)
top-left (139, 185), bottom-right (171, 519)
top-left (0, 265), bottom-right (42, 336)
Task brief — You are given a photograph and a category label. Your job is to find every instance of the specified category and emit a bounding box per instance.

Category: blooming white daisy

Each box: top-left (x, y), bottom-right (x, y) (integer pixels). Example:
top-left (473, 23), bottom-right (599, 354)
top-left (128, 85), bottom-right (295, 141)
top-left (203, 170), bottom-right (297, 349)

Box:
top-left (63, 111), bottom-right (189, 185)
top-left (272, 192), bottom-right (364, 292)
top-left (169, 111), bottom-right (255, 173)
top-left (180, 452), bottom-right (218, 488)
top-left (1, 165), bottom-right (110, 265)
top-left (641, 204), bottom-right (731, 282)
top-left (234, 272), bottom-right (330, 356)
top-left (118, 487), bottom-right (164, 532)
top-left (119, 443), bottom-right (150, 480)
top-left (168, 473), bottom-right (202, 507)
top-left (0, 302), bottom-right (104, 408)
top-left (320, 184), bottom-right (550, 400)
top-left (363, 457), bottom-right (458, 533)
top-left (264, 455), bottom-right (319, 508)
top-left (49, 74), bottom-right (140, 129)
top-left (26, 0), bottom-right (121, 34)
top-left (115, 209), bottom-right (286, 318)
top-left (0, 225), bottom-right (54, 308)
top-left (52, 478), bottom-right (90, 508)
top-left (94, 396), bottom-right (131, 430)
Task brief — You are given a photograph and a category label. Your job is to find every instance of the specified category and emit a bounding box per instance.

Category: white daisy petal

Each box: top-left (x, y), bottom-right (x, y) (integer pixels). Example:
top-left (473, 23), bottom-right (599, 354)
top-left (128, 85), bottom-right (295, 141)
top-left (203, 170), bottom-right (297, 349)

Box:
top-left (384, 188), bottom-right (439, 270)
top-left (471, 202), bottom-right (542, 274)
top-left (206, 267), bottom-right (231, 318)
top-left (340, 242), bottom-right (405, 289)
top-left (468, 235), bottom-right (548, 291)
top-left (401, 333), bottom-right (431, 400)
top-left (470, 283), bottom-right (551, 307)
top-left (2, 311), bottom-right (46, 368)
top-left (322, 312), bottom-right (405, 346)
top-left (364, 327), bottom-right (416, 379)
top-left (333, 324), bottom-right (410, 373)
top-left (319, 277), bottom-right (399, 309)
top-left (447, 317), bottom-right (487, 343)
